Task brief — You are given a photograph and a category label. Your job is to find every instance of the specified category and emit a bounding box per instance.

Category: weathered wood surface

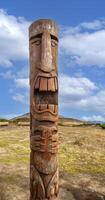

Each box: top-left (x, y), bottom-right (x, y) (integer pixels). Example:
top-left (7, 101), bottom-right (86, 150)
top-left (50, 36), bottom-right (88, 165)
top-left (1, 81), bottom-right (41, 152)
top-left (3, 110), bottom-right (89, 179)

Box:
top-left (29, 19), bottom-right (59, 199)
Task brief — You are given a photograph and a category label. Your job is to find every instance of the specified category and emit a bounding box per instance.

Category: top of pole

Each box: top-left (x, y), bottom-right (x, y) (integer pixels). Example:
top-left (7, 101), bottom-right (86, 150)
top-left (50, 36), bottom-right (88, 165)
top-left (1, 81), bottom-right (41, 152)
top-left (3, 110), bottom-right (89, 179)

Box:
top-left (29, 19), bottom-right (58, 39)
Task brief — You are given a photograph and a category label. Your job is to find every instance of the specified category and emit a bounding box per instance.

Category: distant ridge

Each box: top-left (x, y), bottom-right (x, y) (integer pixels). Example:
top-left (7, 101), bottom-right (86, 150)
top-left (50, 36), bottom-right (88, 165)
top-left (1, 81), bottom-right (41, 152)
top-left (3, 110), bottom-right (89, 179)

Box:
top-left (10, 113), bottom-right (104, 124)
top-left (11, 113), bottom-right (64, 121)
top-left (12, 113), bottom-right (30, 120)
top-left (11, 113), bottom-right (86, 124)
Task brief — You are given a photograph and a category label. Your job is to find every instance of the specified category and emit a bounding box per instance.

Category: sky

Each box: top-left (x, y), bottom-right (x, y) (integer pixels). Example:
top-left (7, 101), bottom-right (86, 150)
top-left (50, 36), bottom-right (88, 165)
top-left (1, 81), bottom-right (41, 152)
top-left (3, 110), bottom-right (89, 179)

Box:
top-left (0, 0), bottom-right (105, 122)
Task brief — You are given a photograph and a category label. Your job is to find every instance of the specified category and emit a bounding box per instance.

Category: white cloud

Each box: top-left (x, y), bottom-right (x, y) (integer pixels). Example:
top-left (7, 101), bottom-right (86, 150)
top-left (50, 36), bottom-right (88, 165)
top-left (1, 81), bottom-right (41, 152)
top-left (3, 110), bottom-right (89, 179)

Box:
top-left (60, 19), bottom-right (105, 36)
top-left (60, 88), bottom-right (105, 113)
top-left (0, 9), bottom-right (30, 67)
top-left (0, 65), bottom-right (29, 81)
top-left (59, 74), bottom-right (97, 99)
top-left (16, 66), bottom-right (29, 78)
top-left (80, 20), bottom-right (105, 30)
top-left (76, 90), bottom-right (105, 112)
top-left (15, 78), bottom-right (29, 89)
top-left (12, 93), bottom-right (25, 103)
top-left (59, 74), bottom-right (105, 114)
top-left (0, 70), bottom-right (15, 79)
top-left (60, 19), bottom-right (105, 67)
top-left (82, 115), bottom-right (105, 122)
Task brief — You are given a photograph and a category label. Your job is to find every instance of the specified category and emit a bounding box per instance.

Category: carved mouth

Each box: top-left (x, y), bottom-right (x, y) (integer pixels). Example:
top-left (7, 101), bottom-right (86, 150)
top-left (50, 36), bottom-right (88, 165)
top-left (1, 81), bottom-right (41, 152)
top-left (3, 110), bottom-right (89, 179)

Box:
top-left (34, 76), bottom-right (58, 114)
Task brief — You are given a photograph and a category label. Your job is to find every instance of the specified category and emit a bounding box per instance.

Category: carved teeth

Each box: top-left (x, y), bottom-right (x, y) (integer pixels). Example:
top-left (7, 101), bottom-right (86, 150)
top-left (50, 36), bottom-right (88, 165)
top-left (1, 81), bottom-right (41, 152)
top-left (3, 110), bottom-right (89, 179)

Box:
top-left (35, 76), bottom-right (58, 92)
top-left (48, 78), bottom-right (55, 92)
top-left (35, 76), bottom-right (58, 113)
top-left (35, 103), bottom-right (57, 113)
top-left (39, 77), bottom-right (47, 91)
top-left (40, 104), bottom-right (47, 110)
top-left (48, 104), bottom-right (55, 112)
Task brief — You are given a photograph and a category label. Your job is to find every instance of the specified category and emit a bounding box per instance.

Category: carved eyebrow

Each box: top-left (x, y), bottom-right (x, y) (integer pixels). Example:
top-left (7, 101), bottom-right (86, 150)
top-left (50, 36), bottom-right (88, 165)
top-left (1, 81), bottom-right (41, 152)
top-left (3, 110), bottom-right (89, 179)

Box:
top-left (30, 33), bottom-right (58, 44)
top-left (51, 34), bottom-right (58, 42)
top-left (30, 33), bottom-right (42, 41)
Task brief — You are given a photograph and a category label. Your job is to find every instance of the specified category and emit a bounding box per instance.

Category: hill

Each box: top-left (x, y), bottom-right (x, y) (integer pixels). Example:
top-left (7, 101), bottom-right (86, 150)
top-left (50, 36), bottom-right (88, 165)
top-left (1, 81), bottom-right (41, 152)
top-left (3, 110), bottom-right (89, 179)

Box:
top-left (10, 113), bottom-right (30, 122)
top-left (10, 113), bottom-right (87, 126)
top-left (11, 113), bottom-right (64, 120)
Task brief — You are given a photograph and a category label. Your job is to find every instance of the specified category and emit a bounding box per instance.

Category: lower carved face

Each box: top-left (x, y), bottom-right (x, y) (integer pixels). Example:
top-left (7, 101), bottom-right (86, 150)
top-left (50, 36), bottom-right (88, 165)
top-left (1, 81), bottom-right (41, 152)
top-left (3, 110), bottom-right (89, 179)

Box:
top-left (30, 125), bottom-right (58, 174)
top-left (34, 76), bottom-right (58, 116)
top-left (30, 125), bottom-right (58, 154)
top-left (31, 74), bottom-right (58, 121)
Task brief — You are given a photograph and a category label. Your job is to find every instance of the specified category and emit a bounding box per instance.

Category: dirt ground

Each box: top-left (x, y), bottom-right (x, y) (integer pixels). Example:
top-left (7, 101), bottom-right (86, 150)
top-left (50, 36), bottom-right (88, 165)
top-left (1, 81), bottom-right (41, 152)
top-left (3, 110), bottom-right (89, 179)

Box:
top-left (0, 124), bottom-right (105, 200)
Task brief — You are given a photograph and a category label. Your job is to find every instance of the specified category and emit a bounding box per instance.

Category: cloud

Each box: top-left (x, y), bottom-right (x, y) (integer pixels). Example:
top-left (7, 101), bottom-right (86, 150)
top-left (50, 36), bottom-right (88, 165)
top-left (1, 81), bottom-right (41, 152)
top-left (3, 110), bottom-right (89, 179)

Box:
top-left (0, 9), bottom-right (30, 67)
top-left (0, 70), bottom-right (15, 79)
top-left (76, 90), bottom-right (105, 113)
top-left (59, 74), bottom-right (105, 114)
top-left (59, 74), bottom-right (97, 99)
top-left (16, 66), bottom-right (29, 78)
top-left (80, 19), bottom-right (105, 30)
top-left (60, 19), bottom-right (105, 67)
top-left (15, 78), bottom-right (29, 89)
top-left (82, 115), bottom-right (105, 122)
top-left (0, 65), bottom-right (29, 82)
top-left (12, 93), bottom-right (25, 103)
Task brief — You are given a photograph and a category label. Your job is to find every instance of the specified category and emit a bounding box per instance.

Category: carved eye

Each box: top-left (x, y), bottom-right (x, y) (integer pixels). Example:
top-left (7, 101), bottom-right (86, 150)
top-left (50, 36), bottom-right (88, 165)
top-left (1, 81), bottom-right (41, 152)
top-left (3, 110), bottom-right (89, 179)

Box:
top-left (51, 39), bottom-right (57, 47)
top-left (31, 34), bottom-right (42, 46)
top-left (34, 39), bottom-right (41, 46)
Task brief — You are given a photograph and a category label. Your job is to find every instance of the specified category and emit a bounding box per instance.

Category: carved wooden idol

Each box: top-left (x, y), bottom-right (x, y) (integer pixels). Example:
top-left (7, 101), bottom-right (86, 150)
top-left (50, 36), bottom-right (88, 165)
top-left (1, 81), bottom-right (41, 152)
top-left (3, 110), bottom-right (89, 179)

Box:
top-left (29, 19), bottom-right (59, 200)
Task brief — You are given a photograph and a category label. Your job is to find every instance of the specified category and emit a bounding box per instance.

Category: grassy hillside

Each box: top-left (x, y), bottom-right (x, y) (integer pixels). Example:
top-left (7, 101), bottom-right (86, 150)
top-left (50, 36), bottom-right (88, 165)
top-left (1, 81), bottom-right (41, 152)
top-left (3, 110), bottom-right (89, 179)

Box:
top-left (0, 124), bottom-right (105, 199)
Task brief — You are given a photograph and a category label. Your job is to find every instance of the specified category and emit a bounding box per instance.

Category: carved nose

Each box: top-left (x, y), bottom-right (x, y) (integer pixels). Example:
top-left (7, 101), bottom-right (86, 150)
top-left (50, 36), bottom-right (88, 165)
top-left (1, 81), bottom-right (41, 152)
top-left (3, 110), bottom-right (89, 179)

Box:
top-left (41, 32), bottom-right (52, 72)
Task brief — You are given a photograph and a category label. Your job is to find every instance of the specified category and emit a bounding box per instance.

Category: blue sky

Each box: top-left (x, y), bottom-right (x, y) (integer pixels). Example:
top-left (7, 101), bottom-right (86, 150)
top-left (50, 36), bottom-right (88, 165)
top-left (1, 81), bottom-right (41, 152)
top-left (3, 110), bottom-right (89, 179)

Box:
top-left (0, 0), bottom-right (105, 121)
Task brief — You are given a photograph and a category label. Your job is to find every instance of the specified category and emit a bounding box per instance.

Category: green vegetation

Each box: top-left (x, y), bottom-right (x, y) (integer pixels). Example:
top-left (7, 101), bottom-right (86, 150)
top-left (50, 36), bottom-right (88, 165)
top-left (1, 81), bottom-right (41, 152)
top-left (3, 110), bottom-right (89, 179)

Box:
top-left (59, 144), bottom-right (78, 173)
top-left (11, 117), bottom-right (29, 123)
top-left (100, 123), bottom-right (105, 129)
top-left (59, 142), bottom-right (105, 174)
top-left (0, 118), bottom-right (8, 122)
top-left (0, 124), bottom-right (105, 172)
top-left (0, 128), bottom-right (29, 165)
top-left (58, 122), bottom-right (65, 126)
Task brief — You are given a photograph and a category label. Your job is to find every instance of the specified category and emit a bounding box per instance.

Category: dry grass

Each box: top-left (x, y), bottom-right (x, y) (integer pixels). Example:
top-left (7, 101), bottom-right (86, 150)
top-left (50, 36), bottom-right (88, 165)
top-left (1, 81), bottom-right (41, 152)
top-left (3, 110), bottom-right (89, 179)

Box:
top-left (59, 125), bottom-right (105, 173)
top-left (0, 122), bottom-right (9, 126)
top-left (0, 123), bottom-right (105, 199)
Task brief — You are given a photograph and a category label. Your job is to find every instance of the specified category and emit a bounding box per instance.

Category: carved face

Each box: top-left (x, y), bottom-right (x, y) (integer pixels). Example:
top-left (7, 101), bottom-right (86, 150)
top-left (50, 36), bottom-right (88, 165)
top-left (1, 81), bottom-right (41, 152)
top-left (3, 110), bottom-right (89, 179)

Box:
top-left (31, 125), bottom-right (58, 174)
top-left (29, 20), bottom-right (58, 122)
top-left (30, 125), bottom-right (58, 154)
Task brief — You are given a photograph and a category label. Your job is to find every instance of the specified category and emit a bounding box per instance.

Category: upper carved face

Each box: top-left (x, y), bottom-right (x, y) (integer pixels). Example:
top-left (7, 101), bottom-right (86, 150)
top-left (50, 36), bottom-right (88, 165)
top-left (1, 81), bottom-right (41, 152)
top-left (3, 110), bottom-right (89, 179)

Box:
top-left (30, 31), bottom-right (58, 74)
top-left (29, 20), bottom-right (58, 122)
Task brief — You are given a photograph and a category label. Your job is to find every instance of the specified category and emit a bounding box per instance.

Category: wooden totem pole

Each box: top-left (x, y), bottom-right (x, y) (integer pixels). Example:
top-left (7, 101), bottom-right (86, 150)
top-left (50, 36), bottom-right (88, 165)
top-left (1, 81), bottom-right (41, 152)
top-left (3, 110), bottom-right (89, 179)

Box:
top-left (29, 19), bottom-right (59, 199)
